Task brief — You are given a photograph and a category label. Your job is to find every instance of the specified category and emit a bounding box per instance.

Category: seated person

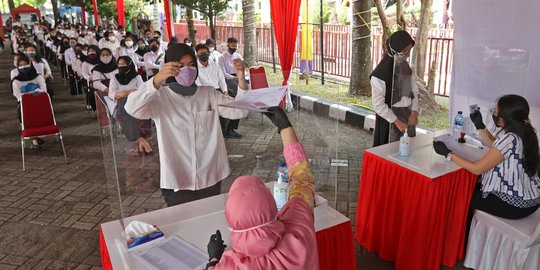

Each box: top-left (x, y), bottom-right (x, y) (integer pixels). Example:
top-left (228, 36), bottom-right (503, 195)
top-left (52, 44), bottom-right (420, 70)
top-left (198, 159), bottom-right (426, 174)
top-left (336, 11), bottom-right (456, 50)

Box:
top-left (433, 94), bottom-right (540, 244)
top-left (12, 54), bottom-right (47, 103)
top-left (108, 56), bottom-right (152, 153)
top-left (205, 107), bottom-right (319, 270)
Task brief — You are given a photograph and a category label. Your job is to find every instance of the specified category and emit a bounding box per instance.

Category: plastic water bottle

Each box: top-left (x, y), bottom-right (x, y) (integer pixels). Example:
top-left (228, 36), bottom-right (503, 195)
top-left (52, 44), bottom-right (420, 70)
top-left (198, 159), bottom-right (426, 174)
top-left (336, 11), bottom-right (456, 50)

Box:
top-left (399, 130), bottom-right (410, 157)
top-left (276, 162), bottom-right (289, 183)
top-left (274, 173), bottom-right (288, 211)
top-left (453, 111), bottom-right (464, 140)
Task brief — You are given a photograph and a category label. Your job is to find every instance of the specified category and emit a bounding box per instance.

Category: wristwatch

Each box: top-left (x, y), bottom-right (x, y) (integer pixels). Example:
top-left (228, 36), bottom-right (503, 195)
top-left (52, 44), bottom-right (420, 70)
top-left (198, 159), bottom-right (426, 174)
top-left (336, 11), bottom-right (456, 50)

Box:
top-left (446, 152), bottom-right (453, 161)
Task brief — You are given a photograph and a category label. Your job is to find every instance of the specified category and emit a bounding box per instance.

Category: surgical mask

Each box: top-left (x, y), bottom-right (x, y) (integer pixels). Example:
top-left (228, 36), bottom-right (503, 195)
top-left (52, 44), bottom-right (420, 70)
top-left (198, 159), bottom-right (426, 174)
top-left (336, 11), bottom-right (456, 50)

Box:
top-left (100, 56), bottom-right (112, 64)
top-left (138, 45), bottom-right (146, 50)
top-left (109, 36), bottom-right (116, 42)
top-left (24, 51), bottom-right (36, 58)
top-left (228, 47), bottom-right (237, 54)
top-left (209, 47), bottom-right (215, 52)
top-left (18, 65), bottom-right (32, 74)
top-left (125, 41), bottom-right (134, 47)
top-left (198, 53), bottom-right (209, 62)
top-left (150, 45), bottom-right (159, 52)
top-left (175, 66), bottom-right (197, 87)
top-left (69, 43), bottom-right (76, 48)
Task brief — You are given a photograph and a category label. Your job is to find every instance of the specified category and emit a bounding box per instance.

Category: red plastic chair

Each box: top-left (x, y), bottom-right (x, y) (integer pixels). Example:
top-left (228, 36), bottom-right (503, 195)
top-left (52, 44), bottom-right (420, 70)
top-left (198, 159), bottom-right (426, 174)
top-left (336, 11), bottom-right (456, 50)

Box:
top-left (20, 92), bottom-right (67, 171)
top-left (249, 66), bottom-right (269, 90)
top-left (249, 66), bottom-right (270, 124)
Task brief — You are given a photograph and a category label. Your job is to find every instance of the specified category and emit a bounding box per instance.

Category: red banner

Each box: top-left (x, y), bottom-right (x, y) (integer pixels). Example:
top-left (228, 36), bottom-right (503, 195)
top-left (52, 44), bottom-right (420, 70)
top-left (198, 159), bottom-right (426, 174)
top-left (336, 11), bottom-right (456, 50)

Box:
top-left (81, 5), bottom-right (86, 26)
top-left (117, 0), bottom-right (124, 27)
top-left (163, 0), bottom-right (173, 41)
top-left (269, 0), bottom-right (302, 85)
top-left (92, 0), bottom-right (99, 27)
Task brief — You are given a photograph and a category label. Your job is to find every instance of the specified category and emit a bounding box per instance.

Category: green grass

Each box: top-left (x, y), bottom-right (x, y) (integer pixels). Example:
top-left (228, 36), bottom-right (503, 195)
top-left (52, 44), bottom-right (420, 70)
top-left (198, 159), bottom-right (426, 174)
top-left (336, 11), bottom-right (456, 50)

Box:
top-left (262, 66), bottom-right (450, 130)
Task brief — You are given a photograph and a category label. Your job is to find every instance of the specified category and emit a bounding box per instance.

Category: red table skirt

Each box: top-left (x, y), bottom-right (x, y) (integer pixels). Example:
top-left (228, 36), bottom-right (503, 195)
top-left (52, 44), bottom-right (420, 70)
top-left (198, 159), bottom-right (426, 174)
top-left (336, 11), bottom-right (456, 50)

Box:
top-left (355, 151), bottom-right (477, 270)
top-left (100, 220), bottom-right (356, 270)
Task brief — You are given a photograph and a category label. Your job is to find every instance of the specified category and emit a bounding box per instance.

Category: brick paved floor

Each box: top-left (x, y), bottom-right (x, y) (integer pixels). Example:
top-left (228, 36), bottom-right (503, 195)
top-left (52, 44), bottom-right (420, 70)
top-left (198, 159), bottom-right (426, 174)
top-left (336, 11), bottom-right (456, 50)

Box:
top-left (0, 45), bottom-right (469, 269)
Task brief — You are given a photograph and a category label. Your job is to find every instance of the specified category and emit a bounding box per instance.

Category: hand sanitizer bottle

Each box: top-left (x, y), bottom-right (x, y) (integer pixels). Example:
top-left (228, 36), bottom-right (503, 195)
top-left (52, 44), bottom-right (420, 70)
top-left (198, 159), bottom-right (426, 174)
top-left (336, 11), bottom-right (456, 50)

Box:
top-left (273, 173), bottom-right (289, 211)
top-left (399, 129), bottom-right (410, 157)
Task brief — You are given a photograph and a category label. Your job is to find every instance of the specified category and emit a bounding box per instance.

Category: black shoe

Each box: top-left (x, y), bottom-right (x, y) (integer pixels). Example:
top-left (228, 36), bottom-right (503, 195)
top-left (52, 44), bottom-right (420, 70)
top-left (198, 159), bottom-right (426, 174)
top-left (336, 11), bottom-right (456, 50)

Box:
top-left (224, 130), bottom-right (240, 139)
top-left (230, 130), bottom-right (243, 138)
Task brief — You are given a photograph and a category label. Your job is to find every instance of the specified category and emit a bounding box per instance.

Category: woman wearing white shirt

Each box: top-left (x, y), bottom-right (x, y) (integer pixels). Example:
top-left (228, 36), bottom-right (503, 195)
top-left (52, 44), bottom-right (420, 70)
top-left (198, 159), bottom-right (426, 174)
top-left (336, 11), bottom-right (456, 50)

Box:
top-left (12, 55), bottom-right (47, 103)
top-left (109, 56), bottom-right (152, 153)
top-left (82, 45), bottom-right (101, 111)
top-left (24, 44), bottom-right (54, 98)
top-left (125, 44), bottom-right (249, 206)
top-left (92, 48), bottom-right (118, 113)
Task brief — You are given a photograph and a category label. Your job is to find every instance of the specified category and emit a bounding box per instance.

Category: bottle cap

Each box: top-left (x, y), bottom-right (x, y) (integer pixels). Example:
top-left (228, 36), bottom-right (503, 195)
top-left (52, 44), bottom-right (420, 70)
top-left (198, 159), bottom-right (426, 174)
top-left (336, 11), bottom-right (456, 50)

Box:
top-left (279, 161), bottom-right (286, 167)
top-left (458, 111), bottom-right (463, 114)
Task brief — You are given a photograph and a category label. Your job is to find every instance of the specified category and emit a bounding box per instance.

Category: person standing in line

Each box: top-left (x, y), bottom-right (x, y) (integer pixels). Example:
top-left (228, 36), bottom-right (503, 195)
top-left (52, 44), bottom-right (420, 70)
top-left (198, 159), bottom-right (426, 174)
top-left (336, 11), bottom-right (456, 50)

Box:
top-left (125, 44), bottom-right (249, 207)
top-left (370, 30), bottom-right (419, 147)
top-left (217, 37), bottom-right (244, 139)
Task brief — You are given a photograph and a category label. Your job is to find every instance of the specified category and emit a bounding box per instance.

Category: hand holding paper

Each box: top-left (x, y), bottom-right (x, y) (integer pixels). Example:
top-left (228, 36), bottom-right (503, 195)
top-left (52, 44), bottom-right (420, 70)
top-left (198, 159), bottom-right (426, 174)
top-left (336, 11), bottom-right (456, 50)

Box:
top-left (219, 86), bottom-right (287, 112)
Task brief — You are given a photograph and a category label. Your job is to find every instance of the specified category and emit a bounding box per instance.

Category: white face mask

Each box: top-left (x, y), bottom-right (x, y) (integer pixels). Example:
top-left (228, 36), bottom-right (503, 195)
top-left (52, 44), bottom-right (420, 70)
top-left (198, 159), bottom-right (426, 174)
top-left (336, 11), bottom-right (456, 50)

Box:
top-left (125, 41), bottom-right (134, 47)
top-left (109, 36), bottom-right (116, 42)
top-left (101, 56), bottom-right (112, 64)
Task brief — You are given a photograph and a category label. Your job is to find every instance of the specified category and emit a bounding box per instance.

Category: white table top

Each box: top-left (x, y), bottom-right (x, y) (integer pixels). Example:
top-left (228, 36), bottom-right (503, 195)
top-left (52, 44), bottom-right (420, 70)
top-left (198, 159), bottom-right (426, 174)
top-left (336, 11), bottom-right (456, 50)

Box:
top-left (367, 130), bottom-right (488, 179)
top-left (101, 191), bottom-right (349, 270)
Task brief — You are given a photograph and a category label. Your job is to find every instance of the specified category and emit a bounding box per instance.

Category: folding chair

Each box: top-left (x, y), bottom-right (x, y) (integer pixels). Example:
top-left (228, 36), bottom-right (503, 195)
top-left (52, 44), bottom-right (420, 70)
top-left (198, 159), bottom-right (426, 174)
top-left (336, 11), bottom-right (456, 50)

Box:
top-left (20, 92), bottom-right (67, 171)
top-left (249, 66), bottom-right (270, 125)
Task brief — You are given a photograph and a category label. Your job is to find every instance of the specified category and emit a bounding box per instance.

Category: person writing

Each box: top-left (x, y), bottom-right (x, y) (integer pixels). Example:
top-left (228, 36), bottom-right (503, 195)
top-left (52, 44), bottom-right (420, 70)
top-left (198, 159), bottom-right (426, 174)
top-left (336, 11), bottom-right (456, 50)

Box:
top-left (371, 30), bottom-right (419, 147)
top-left (433, 94), bottom-right (540, 243)
top-left (125, 44), bottom-right (249, 206)
top-left (205, 107), bottom-right (318, 270)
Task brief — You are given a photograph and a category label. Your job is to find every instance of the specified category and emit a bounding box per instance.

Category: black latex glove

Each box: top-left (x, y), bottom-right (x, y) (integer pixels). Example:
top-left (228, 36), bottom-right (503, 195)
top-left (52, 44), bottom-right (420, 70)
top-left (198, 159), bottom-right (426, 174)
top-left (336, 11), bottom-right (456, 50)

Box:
top-left (263, 106), bottom-right (292, 133)
top-left (470, 111), bottom-right (486, 130)
top-left (207, 230), bottom-right (226, 261)
top-left (433, 141), bottom-right (452, 158)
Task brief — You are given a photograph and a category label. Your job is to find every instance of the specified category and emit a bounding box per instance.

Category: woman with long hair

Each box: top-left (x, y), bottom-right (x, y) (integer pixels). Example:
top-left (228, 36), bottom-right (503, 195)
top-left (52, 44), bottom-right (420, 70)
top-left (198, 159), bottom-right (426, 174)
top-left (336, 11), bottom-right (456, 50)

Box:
top-left (433, 94), bottom-right (540, 242)
top-left (108, 56), bottom-right (152, 153)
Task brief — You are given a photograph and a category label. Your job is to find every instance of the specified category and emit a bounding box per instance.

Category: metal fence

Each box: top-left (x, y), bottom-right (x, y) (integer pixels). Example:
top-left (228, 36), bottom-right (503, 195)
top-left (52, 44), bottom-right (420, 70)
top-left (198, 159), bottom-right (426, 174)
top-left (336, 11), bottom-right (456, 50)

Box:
top-left (174, 23), bottom-right (454, 97)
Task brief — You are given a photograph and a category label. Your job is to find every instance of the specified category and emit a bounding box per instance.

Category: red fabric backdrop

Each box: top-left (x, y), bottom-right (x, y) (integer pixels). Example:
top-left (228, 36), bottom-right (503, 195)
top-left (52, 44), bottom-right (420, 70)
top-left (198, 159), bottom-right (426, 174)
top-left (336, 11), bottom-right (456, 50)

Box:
top-left (269, 0), bottom-right (302, 86)
top-left (92, 0), bottom-right (99, 27)
top-left (81, 6), bottom-right (86, 26)
top-left (116, 0), bottom-right (124, 27)
top-left (163, 0), bottom-right (173, 41)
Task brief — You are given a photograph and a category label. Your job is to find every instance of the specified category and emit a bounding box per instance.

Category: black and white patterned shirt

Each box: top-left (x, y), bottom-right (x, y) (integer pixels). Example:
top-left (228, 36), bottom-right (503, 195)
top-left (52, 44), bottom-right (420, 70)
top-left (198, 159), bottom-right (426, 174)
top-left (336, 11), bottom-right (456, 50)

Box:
top-left (481, 132), bottom-right (540, 208)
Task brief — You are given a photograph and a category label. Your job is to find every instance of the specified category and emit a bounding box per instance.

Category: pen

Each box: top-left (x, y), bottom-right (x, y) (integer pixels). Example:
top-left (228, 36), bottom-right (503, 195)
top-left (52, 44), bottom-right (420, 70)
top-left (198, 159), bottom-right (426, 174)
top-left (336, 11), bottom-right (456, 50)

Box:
top-left (462, 142), bottom-right (484, 150)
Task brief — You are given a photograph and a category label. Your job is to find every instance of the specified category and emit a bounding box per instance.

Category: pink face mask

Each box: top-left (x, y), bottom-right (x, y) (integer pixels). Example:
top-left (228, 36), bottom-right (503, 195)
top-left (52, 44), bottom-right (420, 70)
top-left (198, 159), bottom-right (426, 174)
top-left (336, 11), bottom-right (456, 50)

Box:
top-left (175, 66), bottom-right (197, 86)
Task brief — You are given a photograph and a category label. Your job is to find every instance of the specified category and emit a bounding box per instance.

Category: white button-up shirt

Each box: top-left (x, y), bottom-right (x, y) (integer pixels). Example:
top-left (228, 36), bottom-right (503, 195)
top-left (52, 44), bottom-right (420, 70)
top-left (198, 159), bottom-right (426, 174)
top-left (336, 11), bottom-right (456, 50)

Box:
top-left (124, 78), bottom-right (249, 190)
top-left (143, 51), bottom-right (164, 76)
top-left (196, 60), bottom-right (228, 93)
top-left (218, 51), bottom-right (243, 80)
top-left (371, 76), bottom-right (419, 123)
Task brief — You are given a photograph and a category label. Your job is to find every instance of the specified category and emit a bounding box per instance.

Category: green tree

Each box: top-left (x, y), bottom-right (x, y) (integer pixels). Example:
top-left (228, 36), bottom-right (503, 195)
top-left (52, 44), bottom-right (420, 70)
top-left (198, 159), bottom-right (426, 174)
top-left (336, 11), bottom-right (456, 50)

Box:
top-left (173, 0), bottom-right (229, 39)
top-left (349, 0), bottom-right (372, 96)
top-left (242, 0), bottom-right (257, 67)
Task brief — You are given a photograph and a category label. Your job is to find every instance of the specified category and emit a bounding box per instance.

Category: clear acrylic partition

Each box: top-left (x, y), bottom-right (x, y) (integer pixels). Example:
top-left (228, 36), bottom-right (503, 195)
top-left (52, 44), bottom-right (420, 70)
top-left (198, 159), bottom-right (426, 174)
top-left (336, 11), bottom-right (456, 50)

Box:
top-left (100, 64), bottom-right (368, 265)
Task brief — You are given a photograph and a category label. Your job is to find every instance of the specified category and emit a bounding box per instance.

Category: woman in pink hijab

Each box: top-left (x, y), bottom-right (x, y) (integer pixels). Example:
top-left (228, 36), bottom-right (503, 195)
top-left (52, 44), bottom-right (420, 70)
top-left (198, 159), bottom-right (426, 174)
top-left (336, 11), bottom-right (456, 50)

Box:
top-left (205, 106), bottom-right (319, 270)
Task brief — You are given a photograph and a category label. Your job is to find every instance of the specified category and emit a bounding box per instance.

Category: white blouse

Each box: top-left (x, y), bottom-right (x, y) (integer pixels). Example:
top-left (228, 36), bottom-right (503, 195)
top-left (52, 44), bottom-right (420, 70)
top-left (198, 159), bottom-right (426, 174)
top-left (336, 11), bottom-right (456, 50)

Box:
top-left (91, 69), bottom-right (119, 92)
top-left (108, 75), bottom-right (144, 101)
top-left (124, 78), bottom-right (249, 191)
top-left (12, 75), bottom-right (47, 102)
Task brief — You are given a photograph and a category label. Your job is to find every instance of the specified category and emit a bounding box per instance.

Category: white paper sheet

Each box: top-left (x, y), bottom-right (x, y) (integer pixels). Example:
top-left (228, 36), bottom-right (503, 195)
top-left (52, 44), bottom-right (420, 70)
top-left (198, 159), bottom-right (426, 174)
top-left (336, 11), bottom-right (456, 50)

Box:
top-left (133, 235), bottom-right (208, 270)
top-left (219, 86), bottom-right (287, 112)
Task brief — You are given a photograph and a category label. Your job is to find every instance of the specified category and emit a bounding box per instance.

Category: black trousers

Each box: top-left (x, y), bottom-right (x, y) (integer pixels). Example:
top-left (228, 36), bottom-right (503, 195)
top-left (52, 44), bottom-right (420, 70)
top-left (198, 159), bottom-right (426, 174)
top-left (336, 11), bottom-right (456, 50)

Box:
top-left (161, 181), bottom-right (221, 207)
top-left (465, 182), bottom-right (540, 246)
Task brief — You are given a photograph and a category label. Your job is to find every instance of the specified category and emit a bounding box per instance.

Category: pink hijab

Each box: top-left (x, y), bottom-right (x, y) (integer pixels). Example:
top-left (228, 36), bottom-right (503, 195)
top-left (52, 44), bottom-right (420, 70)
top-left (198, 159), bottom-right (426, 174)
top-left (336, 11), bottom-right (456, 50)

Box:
top-left (215, 176), bottom-right (319, 270)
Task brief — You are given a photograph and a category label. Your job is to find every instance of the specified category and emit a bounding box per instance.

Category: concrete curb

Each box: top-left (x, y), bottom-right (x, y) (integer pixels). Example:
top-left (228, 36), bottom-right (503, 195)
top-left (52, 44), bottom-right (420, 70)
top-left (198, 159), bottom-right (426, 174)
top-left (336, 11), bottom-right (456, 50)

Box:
top-left (290, 91), bottom-right (432, 135)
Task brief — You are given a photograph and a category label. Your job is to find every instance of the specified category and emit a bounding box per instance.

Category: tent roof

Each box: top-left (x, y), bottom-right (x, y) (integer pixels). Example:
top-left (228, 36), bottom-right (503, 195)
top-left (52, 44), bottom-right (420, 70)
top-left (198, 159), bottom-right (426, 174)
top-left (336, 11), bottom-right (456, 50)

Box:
top-left (11, 3), bottom-right (40, 13)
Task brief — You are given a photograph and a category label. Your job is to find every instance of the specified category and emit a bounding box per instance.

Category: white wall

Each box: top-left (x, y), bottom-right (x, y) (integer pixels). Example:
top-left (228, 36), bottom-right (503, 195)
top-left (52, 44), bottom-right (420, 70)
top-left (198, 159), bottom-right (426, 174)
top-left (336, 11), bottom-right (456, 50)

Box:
top-left (451, 0), bottom-right (540, 130)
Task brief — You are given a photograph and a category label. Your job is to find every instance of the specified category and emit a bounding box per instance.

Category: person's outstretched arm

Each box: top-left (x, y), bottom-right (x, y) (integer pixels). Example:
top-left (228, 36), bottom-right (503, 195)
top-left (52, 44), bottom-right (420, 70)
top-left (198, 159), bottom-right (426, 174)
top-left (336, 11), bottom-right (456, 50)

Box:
top-left (264, 107), bottom-right (316, 208)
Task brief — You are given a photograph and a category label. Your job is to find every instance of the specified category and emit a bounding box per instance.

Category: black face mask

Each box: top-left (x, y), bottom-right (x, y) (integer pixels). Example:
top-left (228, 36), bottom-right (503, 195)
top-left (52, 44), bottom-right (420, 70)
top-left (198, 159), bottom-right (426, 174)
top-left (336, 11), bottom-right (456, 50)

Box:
top-left (150, 45), bottom-right (159, 52)
top-left (198, 53), bottom-right (210, 62)
top-left (118, 66), bottom-right (130, 75)
top-left (228, 47), bottom-right (237, 54)
top-left (492, 114), bottom-right (501, 127)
